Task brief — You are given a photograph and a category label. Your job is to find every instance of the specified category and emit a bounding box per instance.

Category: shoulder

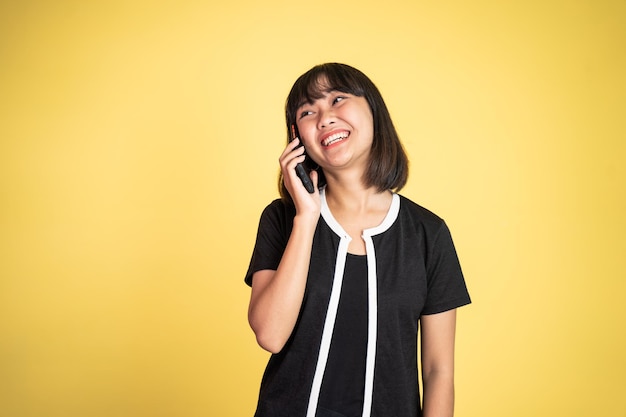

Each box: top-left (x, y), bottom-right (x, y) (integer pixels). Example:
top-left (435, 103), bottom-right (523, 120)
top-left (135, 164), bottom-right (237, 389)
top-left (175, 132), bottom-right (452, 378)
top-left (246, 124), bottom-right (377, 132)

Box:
top-left (397, 194), bottom-right (446, 228)
top-left (260, 198), bottom-right (296, 220)
top-left (258, 198), bottom-right (296, 235)
top-left (395, 194), bottom-right (458, 251)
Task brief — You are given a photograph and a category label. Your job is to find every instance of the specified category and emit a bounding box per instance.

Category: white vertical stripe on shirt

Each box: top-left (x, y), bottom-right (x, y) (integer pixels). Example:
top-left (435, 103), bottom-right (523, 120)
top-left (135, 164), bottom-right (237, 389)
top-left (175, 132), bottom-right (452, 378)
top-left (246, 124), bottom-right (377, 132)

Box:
top-left (360, 193), bottom-right (400, 417)
top-left (308, 190), bottom-right (400, 417)
top-left (361, 235), bottom-right (378, 417)
top-left (307, 192), bottom-right (351, 417)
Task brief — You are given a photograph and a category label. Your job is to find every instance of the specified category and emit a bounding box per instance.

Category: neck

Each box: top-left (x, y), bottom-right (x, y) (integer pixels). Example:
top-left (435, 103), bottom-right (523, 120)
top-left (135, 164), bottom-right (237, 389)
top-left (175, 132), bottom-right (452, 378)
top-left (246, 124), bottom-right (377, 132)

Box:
top-left (324, 174), bottom-right (392, 213)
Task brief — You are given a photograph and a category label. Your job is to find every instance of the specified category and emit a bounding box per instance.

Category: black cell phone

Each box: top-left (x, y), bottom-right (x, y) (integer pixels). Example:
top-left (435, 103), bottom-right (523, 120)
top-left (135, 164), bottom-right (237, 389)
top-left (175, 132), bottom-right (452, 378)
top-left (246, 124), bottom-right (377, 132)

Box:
top-left (290, 124), bottom-right (315, 193)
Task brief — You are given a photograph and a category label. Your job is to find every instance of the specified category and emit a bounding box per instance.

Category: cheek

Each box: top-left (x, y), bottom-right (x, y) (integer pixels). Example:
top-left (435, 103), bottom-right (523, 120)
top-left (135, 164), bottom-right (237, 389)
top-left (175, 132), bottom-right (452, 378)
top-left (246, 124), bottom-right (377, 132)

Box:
top-left (353, 104), bottom-right (374, 132)
top-left (359, 113), bottom-right (375, 139)
top-left (298, 123), bottom-right (317, 147)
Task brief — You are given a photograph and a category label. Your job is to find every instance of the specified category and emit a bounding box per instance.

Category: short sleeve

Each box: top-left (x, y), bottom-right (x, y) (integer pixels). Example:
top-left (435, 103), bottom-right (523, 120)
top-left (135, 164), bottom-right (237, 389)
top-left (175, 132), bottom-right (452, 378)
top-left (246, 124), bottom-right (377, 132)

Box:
top-left (421, 221), bottom-right (471, 315)
top-left (244, 199), bottom-right (295, 286)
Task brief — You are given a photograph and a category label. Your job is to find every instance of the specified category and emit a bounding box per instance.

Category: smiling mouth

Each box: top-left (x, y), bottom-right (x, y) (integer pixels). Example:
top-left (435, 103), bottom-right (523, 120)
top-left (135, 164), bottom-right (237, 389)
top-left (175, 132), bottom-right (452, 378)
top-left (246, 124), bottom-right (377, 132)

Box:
top-left (322, 131), bottom-right (349, 147)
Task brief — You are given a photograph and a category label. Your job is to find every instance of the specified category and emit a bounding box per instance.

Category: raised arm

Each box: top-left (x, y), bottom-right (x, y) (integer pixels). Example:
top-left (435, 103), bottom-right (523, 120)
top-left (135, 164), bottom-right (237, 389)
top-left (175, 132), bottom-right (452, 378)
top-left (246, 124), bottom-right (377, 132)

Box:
top-left (248, 138), bottom-right (320, 353)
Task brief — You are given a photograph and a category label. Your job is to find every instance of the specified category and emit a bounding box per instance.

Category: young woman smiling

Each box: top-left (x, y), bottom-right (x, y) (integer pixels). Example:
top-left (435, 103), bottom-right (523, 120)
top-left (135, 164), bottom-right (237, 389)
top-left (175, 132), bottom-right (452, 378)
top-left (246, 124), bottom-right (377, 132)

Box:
top-left (245, 63), bottom-right (471, 417)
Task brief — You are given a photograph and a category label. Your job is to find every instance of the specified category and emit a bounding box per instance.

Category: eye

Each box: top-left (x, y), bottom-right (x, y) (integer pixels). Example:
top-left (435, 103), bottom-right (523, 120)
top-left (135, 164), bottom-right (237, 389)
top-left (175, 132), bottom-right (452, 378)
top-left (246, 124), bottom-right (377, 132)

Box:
top-left (332, 95), bottom-right (348, 105)
top-left (299, 110), bottom-right (313, 119)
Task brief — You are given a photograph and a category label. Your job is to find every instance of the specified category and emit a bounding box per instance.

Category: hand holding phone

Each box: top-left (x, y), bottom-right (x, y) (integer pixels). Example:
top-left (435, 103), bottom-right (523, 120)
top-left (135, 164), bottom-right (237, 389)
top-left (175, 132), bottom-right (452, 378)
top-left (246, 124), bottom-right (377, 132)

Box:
top-left (290, 124), bottom-right (315, 193)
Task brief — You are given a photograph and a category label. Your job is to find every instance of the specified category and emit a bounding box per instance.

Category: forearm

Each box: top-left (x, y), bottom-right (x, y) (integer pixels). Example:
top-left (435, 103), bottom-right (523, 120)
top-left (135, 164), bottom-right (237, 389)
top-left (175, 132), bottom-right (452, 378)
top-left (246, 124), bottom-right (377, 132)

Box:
top-left (248, 214), bottom-right (317, 353)
top-left (422, 370), bottom-right (454, 417)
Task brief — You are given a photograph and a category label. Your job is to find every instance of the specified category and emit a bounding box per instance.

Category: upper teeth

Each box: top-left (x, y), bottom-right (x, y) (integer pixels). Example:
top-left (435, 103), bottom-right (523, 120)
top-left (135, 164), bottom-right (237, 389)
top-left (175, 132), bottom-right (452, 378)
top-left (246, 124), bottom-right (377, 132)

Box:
top-left (323, 131), bottom-right (348, 146)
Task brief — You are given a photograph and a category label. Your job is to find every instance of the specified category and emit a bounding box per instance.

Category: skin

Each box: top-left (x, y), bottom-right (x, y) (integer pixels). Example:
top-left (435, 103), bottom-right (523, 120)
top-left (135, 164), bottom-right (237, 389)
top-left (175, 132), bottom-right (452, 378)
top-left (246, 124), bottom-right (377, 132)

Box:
top-left (248, 84), bottom-right (458, 416)
top-left (421, 309), bottom-right (457, 417)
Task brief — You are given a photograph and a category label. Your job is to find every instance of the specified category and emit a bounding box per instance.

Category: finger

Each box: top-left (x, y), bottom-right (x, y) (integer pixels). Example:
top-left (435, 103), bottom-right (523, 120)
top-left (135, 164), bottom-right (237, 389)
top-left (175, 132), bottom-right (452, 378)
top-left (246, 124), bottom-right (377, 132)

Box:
top-left (284, 137), bottom-right (302, 154)
top-left (283, 156), bottom-right (306, 176)
top-left (279, 143), bottom-right (306, 166)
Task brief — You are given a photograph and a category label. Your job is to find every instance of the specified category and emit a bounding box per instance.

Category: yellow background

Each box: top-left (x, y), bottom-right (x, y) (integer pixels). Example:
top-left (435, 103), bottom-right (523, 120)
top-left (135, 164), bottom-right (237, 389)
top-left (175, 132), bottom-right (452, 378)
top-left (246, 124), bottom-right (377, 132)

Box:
top-left (1, 1), bottom-right (624, 416)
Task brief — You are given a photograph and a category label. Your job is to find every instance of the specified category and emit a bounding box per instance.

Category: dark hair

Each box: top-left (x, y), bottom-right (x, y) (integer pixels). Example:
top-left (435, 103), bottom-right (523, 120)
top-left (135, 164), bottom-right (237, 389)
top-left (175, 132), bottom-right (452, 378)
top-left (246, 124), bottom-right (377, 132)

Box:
top-left (279, 63), bottom-right (409, 202)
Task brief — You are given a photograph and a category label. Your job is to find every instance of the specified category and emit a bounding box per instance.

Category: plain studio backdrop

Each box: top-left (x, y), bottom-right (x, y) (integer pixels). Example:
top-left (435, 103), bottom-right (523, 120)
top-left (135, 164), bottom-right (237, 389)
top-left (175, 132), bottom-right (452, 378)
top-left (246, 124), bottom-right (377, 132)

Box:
top-left (1, 1), bottom-right (624, 416)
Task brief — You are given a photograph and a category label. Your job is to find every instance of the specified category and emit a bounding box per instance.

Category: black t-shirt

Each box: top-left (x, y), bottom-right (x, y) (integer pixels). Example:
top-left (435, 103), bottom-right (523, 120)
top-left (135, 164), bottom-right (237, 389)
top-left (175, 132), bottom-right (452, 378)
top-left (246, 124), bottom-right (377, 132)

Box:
top-left (317, 253), bottom-right (368, 417)
top-left (245, 191), bottom-right (471, 417)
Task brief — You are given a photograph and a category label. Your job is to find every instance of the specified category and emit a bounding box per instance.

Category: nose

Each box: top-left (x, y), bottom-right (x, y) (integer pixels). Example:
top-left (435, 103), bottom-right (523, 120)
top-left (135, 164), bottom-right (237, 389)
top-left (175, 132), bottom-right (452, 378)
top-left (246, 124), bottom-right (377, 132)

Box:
top-left (317, 107), bottom-right (336, 129)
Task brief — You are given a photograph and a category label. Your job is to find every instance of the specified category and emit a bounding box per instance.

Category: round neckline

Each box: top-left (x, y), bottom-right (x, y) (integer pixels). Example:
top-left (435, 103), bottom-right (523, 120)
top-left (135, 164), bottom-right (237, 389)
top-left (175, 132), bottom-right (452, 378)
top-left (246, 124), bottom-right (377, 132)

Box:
top-left (320, 187), bottom-right (401, 240)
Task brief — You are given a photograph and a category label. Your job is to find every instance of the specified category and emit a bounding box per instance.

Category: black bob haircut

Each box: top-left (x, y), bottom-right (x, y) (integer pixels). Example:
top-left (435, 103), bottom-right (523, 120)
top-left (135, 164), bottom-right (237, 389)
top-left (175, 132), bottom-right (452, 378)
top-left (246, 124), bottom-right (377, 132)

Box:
top-left (280, 63), bottom-right (409, 202)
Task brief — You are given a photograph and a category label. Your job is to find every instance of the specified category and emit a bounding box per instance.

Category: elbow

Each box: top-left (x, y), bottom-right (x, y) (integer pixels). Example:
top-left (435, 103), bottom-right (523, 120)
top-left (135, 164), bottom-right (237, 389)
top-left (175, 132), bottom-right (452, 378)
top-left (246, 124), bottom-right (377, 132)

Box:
top-left (255, 331), bottom-right (286, 354)
top-left (248, 303), bottom-right (292, 354)
top-left (422, 360), bottom-right (455, 383)
top-left (249, 318), bottom-right (288, 354)
top-left (421, 366), bottom-right (455, 394)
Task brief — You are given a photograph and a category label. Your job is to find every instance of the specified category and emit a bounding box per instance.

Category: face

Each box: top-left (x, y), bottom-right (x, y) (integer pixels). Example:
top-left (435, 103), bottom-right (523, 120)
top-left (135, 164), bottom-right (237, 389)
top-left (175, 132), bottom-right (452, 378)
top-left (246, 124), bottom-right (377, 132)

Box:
top-left (296, 87), bottom-right (374, 174)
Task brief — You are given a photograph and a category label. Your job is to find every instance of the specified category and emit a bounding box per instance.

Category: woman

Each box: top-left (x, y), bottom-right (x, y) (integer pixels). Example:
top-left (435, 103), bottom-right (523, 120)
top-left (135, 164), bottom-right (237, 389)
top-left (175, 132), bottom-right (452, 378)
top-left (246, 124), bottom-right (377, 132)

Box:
top-left (245, 63), bottom-right (471, 417)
